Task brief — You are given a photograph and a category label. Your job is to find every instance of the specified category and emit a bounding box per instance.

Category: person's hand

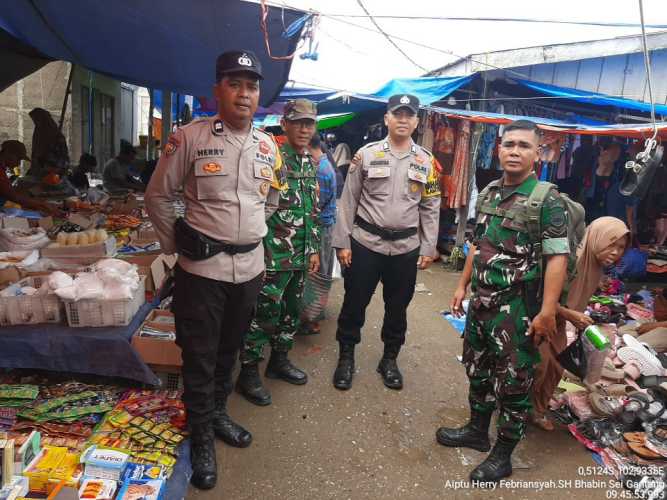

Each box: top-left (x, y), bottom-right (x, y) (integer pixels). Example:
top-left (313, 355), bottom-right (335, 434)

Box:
top-left (309, 253), bottom-right (320, 274)
top-left (637, 322), bottom-right (658, 335)
top-left (528, 310), bottom-right (557, 346)
top-left (450, 285), bottom-right (467, 318)
top-left (417, 255), bottom-right (433, 270)
top-left (564, 309), bottom-right (594, 331)
top-left (337, 248), bottom-right (352, 268)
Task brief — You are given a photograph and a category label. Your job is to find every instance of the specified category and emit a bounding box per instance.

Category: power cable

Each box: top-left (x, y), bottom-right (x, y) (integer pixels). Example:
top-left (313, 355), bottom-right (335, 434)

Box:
top-left (638, 0), bottom-right (658, 140)
top-left (353, 0), bottom-right (427, 71)
top-left (266, 1), bottom-right (533, 79)
top-left (318, 14), bottom-right (667, 30)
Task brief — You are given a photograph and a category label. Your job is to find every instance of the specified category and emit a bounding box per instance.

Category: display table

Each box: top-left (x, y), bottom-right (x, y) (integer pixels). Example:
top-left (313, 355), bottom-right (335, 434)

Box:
top-left (0, 302), bottom-right (159, 385)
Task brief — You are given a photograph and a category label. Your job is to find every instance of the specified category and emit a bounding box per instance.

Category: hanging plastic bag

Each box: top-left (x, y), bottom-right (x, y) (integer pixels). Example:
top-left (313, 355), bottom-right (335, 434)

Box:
top-left (557, 332), bottom-right (608, 384)
top-left (300, 271), bottom-right (333, 323)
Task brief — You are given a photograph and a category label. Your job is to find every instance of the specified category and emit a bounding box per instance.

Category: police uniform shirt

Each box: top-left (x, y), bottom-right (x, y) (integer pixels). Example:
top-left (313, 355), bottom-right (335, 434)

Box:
top-left (145, 115), bottom-right (285, 284)
top-left (332, 138), bottom-right (441, 256)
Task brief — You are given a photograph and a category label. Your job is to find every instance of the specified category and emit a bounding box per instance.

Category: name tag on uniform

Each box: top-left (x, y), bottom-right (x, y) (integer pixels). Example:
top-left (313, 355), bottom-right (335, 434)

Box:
top-left (368, 167), bottom-right (390, 178)
top-left (194, 161), bottom-right (226, 176)
top-left (407, 169), bottom-right (427, 184)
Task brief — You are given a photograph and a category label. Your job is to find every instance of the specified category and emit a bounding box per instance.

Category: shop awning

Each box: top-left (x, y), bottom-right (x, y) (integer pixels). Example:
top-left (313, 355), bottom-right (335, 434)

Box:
top-left (0, 0), bottom-right (306, 105)
top-left (514, 78), bottom-right (667, 116)
top-left (428, 105), bottom-right (667, 138)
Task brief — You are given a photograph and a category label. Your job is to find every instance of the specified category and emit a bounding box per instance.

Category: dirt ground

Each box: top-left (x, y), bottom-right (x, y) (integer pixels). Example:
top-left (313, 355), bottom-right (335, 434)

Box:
top-left (190, 264), bottom-right (620, 500)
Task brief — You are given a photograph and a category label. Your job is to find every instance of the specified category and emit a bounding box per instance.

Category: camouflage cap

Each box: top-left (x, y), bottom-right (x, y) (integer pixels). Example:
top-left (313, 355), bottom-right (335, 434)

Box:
top-left (283, 99), bottom-right (317, 121)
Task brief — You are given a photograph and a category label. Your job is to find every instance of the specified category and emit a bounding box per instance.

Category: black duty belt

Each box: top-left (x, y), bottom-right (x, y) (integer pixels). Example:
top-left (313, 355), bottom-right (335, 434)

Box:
top-left (174, 218), bottom-right (260, 260)
top-left (354, 215), bottom-right (417, 241)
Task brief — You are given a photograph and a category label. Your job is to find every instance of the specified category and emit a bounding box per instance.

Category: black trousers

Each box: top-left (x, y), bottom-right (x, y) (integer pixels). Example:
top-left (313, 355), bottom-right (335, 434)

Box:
top-left (173, 265), bottom-right (264, 426)
top-left (336, 238), bottom-right (419, 358)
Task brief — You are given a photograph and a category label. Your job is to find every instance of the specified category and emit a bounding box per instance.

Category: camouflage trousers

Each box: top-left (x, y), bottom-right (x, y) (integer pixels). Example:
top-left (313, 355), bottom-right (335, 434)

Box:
top-left (462, 295), bottom-right (540, 441)
top-left (240, 270), bottom-right (305, 364)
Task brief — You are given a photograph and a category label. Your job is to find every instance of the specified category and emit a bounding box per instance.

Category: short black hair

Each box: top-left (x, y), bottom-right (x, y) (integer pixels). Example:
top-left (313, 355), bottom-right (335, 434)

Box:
top-left (502, 119), bottom-right (541, 139)
top-left (309, 134), bottom-right (322, 150)
top-left (79, 153), bottom-right (97, 168)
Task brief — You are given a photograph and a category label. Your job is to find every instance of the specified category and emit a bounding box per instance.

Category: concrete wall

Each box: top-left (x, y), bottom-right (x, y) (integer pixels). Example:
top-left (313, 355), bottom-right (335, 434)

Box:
top-left (0, 61), bottom-right (72, 165)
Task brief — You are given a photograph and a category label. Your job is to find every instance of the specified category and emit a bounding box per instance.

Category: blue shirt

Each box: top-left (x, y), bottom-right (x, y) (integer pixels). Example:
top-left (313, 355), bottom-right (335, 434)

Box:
top-left (317, 157), bottom-right (336, 226)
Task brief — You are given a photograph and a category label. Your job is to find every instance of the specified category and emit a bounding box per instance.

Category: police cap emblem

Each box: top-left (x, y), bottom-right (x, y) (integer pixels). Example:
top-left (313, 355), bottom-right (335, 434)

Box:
top-left (238, 53), bottom-right (252, 67)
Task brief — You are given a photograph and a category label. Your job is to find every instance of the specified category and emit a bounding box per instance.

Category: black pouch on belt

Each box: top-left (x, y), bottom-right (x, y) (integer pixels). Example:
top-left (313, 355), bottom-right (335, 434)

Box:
top-left (174, 217), bottom-right (221, 261)
top-left (174, 218), bottom-right (260, 260)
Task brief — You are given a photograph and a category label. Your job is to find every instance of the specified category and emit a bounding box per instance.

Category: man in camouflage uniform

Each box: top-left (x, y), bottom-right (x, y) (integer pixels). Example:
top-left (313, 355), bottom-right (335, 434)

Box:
top-left (236, 99), bottom-right (320, 406)
top-left (436, 120), bottom-right (569, 484)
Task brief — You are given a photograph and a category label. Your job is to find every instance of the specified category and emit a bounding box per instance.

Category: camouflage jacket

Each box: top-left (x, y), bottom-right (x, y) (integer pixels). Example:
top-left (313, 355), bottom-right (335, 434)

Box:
top-left (264, 142), bottom-right (321, 270)
top-left (471, 174), bottom-right (569, 309)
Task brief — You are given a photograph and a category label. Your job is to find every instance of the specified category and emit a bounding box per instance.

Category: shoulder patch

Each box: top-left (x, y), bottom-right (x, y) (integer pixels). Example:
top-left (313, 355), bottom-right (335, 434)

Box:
top-left (164, 131), bottom-right (181, 155)
top-left (269, 135), bottom-right (287, 191)
top-left (421, 157), bottom-right (441, 198)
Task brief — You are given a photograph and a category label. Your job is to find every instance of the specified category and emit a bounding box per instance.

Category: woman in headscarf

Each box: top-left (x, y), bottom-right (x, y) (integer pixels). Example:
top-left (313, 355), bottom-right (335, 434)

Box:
top-left (27, 107), bottom-right (70, 179)
top-left (531, 216), bottom-right (630, 430)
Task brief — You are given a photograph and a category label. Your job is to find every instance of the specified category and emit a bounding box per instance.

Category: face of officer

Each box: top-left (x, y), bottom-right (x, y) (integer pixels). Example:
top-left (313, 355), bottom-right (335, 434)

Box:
top-left (214, 72), bottom-right (260, 130)
top-left (498, 128), bottom-right (541, 182)
top-left (281, 118), bottom-right (317, 153)
top-left (384, 108), bottom-right (418, 141)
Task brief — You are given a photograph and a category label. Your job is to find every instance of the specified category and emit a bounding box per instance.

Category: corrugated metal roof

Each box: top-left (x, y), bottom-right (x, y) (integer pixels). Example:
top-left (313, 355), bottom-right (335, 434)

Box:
top-left (430, 31), bottom-right (667, 104)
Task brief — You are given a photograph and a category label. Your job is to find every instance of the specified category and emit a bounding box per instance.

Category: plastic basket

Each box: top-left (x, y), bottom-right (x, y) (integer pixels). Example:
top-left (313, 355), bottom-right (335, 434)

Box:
top-left (149, 364), bottom-right (183, 391)
top-left (0, 277), bottom-right (63, 325)
top-left (64, 276), bottom-right (146, 327)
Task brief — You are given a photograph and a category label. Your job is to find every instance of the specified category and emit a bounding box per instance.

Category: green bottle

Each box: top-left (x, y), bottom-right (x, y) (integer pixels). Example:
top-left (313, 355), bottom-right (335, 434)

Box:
top-left (584, 325), bottom-right (610, 351)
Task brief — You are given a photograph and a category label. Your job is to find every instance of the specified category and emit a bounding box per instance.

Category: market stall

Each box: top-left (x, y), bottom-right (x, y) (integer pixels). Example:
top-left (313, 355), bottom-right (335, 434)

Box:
top-left (0, 189), bottom-right (194, 499)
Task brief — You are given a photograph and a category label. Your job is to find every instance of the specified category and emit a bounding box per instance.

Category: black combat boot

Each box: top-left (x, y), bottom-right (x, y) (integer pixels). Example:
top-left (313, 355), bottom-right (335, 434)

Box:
top-left (435, 410), bottom-right (492, 452)
top-left (377, 358), bottom-right (403, 390)
top-left (213, 393), bottom-right (252, 448)
top-left (235, 362), bottom-right (272, 406)
top-left (333, 343), bottom-right (355, 390)
top-left (469, 436), bottom-right (519, 484)
top-left (265, 350), bottom-right (308, 385)
top-left (190, 424), bottom-right (217, 490)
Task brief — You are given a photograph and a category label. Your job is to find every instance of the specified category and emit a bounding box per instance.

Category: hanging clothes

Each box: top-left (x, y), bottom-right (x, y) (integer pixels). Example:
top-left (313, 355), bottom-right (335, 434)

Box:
top-left (448, 120), bottom-right (471, 209)
top-left (433, 119), bottom-right (456, 176)
top-left (475, 123), bottom-right (499, 171)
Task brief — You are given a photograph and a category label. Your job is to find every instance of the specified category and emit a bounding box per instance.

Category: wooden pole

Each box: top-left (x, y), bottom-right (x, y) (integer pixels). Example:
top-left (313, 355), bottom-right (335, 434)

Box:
top-left (161, 90), bottom-right (172, 156)
top-left (58, 64), bottom-right (74, 132)
top-left (147, 89), bottom-right (154, 160)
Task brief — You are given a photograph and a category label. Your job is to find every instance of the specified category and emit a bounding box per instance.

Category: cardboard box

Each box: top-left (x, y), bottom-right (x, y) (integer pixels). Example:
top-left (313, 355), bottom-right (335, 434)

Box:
top-left (0, 439), bottom-right (14, 488)
top-left (119, 254), bottom-right (175, 292)
top-left (132, 310), bottom-right (182, 367)
top-left (22, 446), bottom-right (76, 495)
top-left (40, 237), bottom-right (116, 265)
top-left (0, 267), bottom-right (21, 288)
top-left (13, 431), bottom-right (40, 474)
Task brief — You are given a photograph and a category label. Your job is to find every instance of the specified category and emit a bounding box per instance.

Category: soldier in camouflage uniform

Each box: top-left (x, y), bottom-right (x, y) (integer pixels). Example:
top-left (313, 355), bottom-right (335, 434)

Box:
top-left (436, 120), bottom-right (569, 484)
top-left (236, 99), bottom-right (321, 406)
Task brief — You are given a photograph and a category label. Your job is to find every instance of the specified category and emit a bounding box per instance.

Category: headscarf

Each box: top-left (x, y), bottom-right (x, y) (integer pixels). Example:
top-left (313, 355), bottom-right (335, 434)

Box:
top-left (566, 216), bottom-right (629, 312)
top-left (28, 108), bottom-right (69, 177)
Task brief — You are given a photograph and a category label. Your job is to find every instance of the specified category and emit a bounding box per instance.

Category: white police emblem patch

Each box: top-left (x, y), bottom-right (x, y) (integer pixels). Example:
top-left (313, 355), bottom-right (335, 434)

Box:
top-left (400, 95), bottom-right (410, 104)
top-left (238, 54), bottom-right (252, 67)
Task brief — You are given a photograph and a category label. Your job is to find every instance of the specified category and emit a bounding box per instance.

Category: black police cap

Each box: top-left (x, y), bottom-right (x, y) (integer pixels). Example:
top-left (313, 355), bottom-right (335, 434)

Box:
top-left (387, 94), bottom-right (420, 114)
top-left (216, 50), bottom-right (263, 81)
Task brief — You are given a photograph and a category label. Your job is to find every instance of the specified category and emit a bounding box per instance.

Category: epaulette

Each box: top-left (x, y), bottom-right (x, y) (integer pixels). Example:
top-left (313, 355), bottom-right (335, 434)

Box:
top-left (359, 140), bottom-right (381, 152)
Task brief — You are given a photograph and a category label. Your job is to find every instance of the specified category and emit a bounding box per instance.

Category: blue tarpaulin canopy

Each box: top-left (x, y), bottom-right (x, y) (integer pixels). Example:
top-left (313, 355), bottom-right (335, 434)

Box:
top-left (0, 0), bottom-right (306, 106)
top-left (317, 75), bottom-right (473, 115)
top-left (373, 75), bottom-right (474, 103)
top-left (515, 78), bottom-right (667, 116)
